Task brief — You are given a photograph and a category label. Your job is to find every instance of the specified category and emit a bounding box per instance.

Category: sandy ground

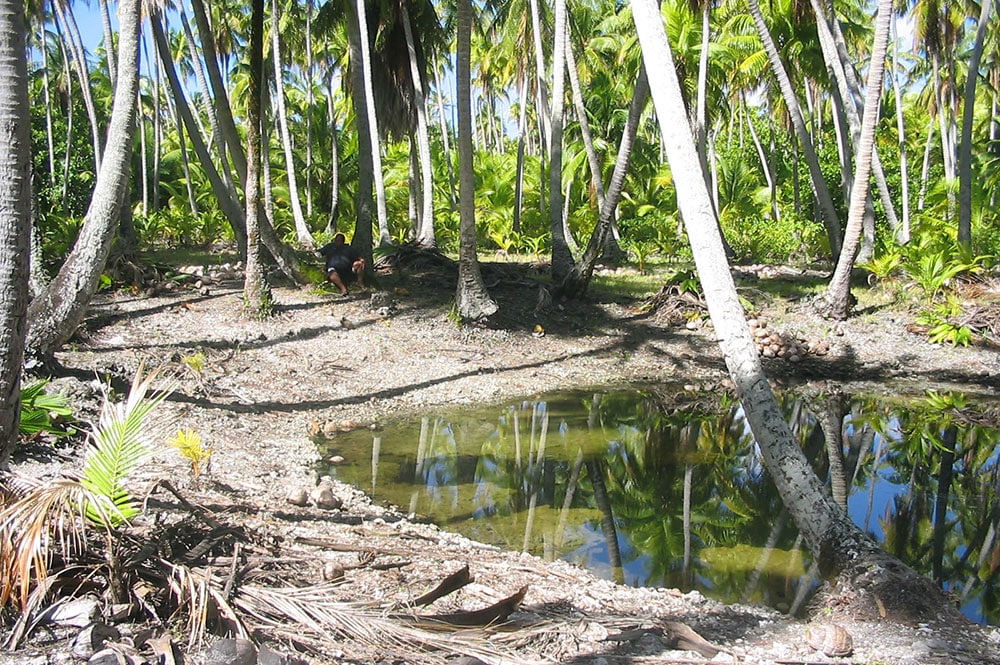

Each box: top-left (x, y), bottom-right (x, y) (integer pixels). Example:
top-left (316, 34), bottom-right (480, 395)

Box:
top-left (7, 258), bottom-right (1000, 664)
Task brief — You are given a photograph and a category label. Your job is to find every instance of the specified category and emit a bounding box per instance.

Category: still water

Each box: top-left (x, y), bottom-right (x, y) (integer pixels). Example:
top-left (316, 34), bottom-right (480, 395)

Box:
top-left (317, 385), bottom-right (1000, 626)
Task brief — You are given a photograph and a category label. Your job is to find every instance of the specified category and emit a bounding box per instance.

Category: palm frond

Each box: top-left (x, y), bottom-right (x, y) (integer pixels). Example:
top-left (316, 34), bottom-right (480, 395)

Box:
top-left (81, 364), bottom-right (172, 526)
top-left (233, 584), bottom-right (532, 664)
top-left (0, 476), bottom-right (99, 611)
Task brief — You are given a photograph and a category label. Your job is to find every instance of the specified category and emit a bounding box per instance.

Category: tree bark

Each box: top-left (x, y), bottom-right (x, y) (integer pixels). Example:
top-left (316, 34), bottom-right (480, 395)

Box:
top-left (243, 0), bottom-right (272, 318)
top-left (26, 0), bottom-right (141, 357)
top-left (455, 0), bottom-right (497, 321)
top-left (0, 0), bottom-right (32, 467)
top-left (819, 0), bottom-right (892, 320)
top-left (631, 0), bottom-right (955, 622)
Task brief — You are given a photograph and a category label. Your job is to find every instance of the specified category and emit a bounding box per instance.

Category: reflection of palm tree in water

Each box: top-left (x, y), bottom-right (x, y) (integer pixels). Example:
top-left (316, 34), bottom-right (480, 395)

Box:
top-left (588, 459), bottom-right (624, 584)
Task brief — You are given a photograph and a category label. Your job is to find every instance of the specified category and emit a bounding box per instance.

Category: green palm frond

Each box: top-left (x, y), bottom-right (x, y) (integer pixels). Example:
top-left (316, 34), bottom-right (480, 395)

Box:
top-left (81, 365), bottom-right (171, 526)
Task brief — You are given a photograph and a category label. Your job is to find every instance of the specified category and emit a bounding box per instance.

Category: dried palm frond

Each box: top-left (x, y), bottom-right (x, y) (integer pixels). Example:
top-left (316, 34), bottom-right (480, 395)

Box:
top-left (233, 584), bottom-right (535, 665)
top-left (0, 476), bottom-right (99, 612)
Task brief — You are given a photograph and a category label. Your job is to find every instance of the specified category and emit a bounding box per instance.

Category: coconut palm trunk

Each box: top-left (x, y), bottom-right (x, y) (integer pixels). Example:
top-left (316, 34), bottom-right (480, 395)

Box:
top-left (149, 10), bottom-right (248, 257)
top-left (631, 0), bottom-right (954, 620)
top-left (190, 0), bottom-right (248, 186)
top-left (401, 1), bottom-right (435, 247)
top-left (891, 14), bottom-right (911, 243)
top-left (557, 68), bottom-right (649, 298)
top-left (549, 0), bottom-right (573, 282)
top-left (565, 31), bottom-right (605, 210)
top-left (0, 0), bottom-right (32, 468)
top-left (25, 0), bottom-right (141, 357)
top-left (243, 0), bottom-right (272, 318)
top-left (51, 0), bottom-right (102, 173)
top-left (354, 0), bottom-right (391, 246)
top-left (455, 0), bottom-right (497, 321)
top-left (271, 0), bottom-right (315, 248)
top-left (745, 0), bottom-right (843, 260)
top-left (819, 0), bottom-right (892, 320)
top-left (347, 2), bottom-right (374, 262)
top-left (958, 0), bottom-right (994, 247)
top-left (179, 9), bottom-right (240, 209)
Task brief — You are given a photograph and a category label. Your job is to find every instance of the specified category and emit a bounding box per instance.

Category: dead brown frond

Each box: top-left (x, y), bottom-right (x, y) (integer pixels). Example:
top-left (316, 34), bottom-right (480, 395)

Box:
top-left (232, 584), bottom-right (533, 664)
top-left (0, 475), bottom-right (102, 613)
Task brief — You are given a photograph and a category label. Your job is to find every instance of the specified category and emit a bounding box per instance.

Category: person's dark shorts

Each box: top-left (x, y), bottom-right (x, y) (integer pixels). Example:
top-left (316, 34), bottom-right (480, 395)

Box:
top-left (326, 256), bottom-right (353, 281)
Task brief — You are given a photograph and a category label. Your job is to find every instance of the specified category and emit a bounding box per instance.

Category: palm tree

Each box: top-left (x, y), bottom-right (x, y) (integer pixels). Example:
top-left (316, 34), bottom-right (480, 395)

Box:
top-left (549, 0), bottom-right (573, 282)
top-left (400, 0), bottom-right (436, 246)
top-left (25, 0), bottom-right (142, 358)
top-left (50, 0), bottom-right (102, 175)
top-left (631, 0), bottom-right (955, 620)
top-left (244, 0), bottom-right (273, 317)
top-left (958, 0), bottom-right (994, 247)
top-left (271, 0), bottom-right (315, 248)
top-left (820, 0), bottom-right (893, 320)
top-left (455, 0), bottom-right (497, 321)
top-left (354, 0), bottom-right (390, 245)
top-left (557, 67), bottom-right (650, 298)
top-left (190, 0), bottom-right (248, 186)
top-left (149, 9), bottom-right (248, 257)
top-left (0, 0), bottom-right (32, 468)
top-left (744, 0), bottom-right (844, 260)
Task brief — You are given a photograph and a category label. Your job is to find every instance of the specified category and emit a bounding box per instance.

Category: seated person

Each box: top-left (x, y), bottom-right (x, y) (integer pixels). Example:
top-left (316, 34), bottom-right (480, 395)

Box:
top-left (319, 233), bottom-right (367, 295)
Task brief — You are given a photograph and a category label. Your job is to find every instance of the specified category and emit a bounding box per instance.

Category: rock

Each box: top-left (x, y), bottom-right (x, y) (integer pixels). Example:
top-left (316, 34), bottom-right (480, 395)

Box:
top-left (73, 623), bottom-right (121, 660)
top-left (328, 455), bottom-right (346, 464)
top-left (205, 638), bottom-right (258, 665)
top-left (805, 624), bottom-right (853, 657)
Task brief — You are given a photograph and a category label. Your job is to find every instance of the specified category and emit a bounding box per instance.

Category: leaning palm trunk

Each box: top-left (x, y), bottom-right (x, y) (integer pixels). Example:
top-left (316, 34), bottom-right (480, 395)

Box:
top-left (0, 0), bottom-right (33, 467)
top-left (190, 0), bottom-right (247, 186)
top-left (149, 10), bottom-right (248, 258)
top-left (819, 0), bottom-right (892, 320)
top-left (180, 9), bottom-right (240, 211)
top-left (557, 69), bottom-right (649, 298)
top-left (565, 33), bottom-right (605, 210)
top-left (631, 0), bottom-right (953, 621)
top-left (745, 0), bottom-right (843, 261)
top-left (25, 0), bottom-right (141, 357)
